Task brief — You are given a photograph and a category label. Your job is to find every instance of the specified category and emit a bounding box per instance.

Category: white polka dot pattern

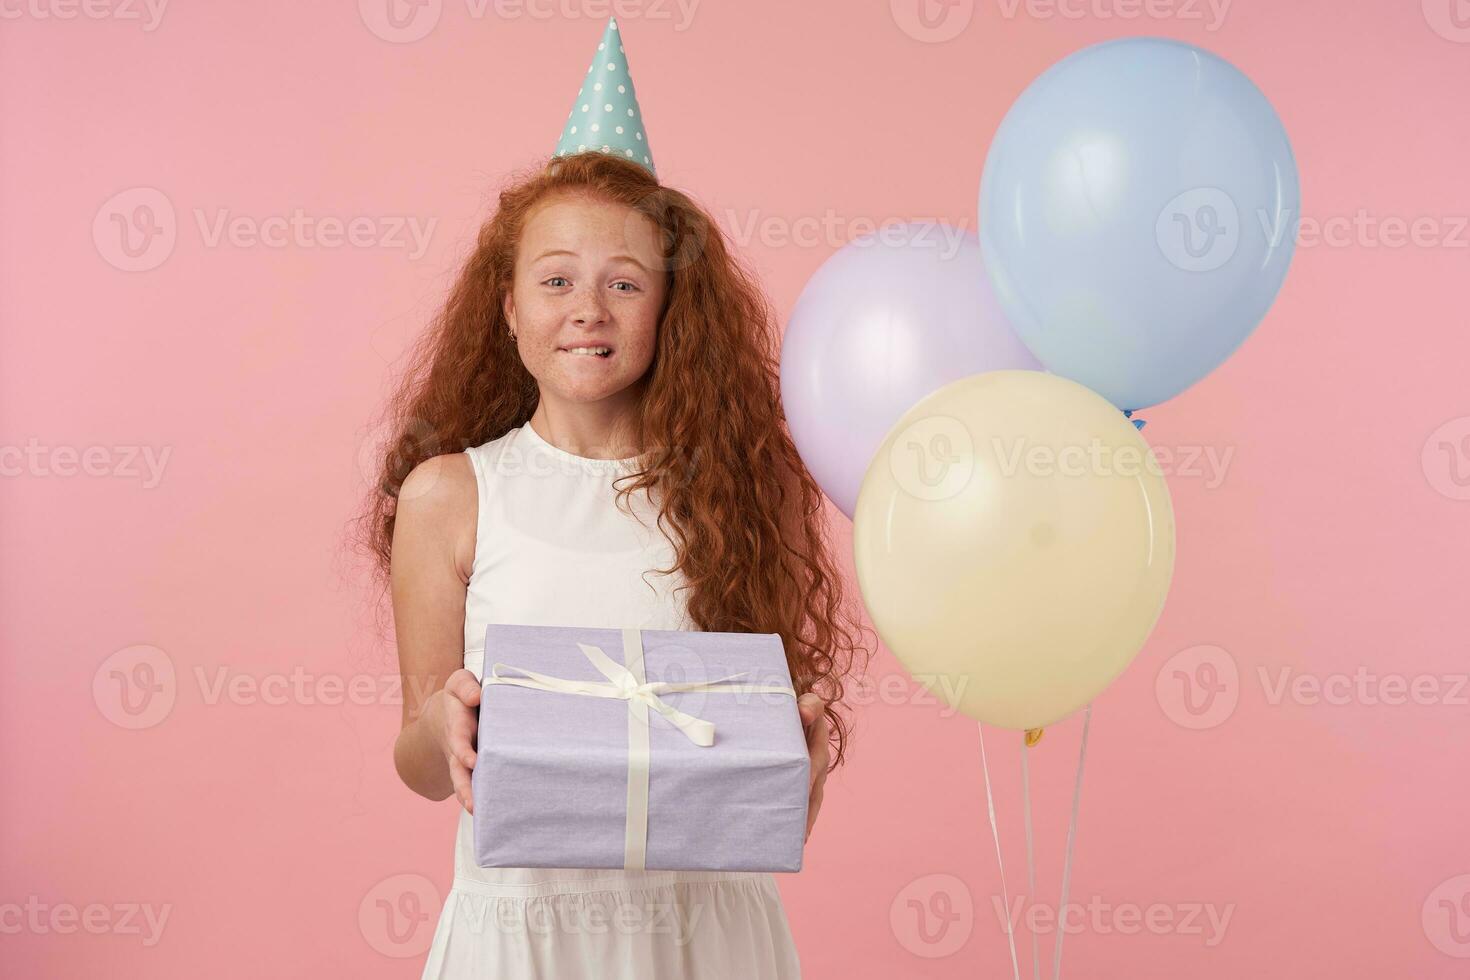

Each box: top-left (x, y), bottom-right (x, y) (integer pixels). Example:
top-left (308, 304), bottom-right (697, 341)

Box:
top-left (553, 18), bottom-right (655, 176)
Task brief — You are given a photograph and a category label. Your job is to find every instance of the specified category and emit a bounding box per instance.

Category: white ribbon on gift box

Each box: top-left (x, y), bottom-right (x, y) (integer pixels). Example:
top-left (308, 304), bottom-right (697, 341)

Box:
top-left (483, 626), bottom-right (798, 871)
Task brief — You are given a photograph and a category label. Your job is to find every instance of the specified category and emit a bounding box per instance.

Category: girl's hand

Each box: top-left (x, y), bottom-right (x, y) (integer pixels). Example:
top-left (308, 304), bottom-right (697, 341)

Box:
top-left (438, 668), bottom-right (482, 814)
top-left (797, 693), bottom-right (831, 843)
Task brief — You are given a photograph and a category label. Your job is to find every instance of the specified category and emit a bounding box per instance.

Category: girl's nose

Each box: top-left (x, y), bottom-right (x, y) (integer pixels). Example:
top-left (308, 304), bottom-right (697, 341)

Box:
top-left (571, 286), bottom-right (608, 324)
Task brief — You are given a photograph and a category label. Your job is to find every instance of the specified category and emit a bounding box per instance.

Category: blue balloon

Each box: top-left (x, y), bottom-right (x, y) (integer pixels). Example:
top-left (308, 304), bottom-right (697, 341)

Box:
top-left (979, 37), bottom-right (1299, 411)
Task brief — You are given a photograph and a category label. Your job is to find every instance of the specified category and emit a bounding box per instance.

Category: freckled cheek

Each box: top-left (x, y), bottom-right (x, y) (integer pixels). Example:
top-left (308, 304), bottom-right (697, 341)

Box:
top-left (628, 314), bottom-right (661, 352)
top-left (622, 336), bottom-right (658, 367)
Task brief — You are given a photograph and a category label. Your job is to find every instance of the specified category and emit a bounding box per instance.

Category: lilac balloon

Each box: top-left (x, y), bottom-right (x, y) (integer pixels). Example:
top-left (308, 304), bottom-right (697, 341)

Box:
top-left (780, 223), bottom-right (1041, 518)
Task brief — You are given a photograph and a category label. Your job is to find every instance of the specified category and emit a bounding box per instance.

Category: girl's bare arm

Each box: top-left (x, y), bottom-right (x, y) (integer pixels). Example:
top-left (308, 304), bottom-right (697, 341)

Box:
top-left (390, 453), bottom-right (481, 810)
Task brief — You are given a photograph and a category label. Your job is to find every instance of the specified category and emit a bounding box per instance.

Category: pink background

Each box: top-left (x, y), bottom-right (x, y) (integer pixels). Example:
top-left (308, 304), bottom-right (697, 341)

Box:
top-left (4, 1), bottom-right (1468, 976)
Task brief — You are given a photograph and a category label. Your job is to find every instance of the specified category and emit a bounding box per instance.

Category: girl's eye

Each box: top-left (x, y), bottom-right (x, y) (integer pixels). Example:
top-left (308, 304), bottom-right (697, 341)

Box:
top-left (542, 277), bottom-right (637, 292)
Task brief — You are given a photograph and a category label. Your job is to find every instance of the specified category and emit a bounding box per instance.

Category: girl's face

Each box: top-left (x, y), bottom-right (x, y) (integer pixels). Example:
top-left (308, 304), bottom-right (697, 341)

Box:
top-left (504, 193), bottom-right (668, 413)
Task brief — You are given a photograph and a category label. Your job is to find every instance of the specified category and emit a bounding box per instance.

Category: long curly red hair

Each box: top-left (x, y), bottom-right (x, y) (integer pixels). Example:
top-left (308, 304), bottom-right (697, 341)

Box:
top-left (353, 150), bottom-right (872, 770)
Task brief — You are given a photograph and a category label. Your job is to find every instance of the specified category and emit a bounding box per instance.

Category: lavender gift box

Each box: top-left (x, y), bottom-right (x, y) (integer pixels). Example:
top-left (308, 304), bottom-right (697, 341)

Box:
top-left (471, 623), bottom-right (810, 873)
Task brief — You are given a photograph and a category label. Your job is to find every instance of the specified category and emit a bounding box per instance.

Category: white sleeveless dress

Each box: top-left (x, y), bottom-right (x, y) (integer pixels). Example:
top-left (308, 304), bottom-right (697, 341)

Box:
top-left (419, 422), bottom-right (803, 979)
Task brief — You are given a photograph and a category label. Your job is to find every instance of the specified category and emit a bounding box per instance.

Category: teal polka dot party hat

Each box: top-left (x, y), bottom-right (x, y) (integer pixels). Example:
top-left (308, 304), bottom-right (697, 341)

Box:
top-left (553, 18), bottom-right (655, 176)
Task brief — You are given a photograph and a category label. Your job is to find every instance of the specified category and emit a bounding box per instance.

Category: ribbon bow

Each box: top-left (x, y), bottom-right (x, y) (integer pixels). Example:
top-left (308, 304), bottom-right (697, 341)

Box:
top-left (486, 638), bottom-right (751, 746)
top-left (483, 627), bottom-right (796, 869)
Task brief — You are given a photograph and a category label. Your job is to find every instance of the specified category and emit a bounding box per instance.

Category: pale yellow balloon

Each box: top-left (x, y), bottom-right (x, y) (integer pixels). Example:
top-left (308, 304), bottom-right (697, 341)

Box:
top-left (852, 370), bottom-right (1175, 730)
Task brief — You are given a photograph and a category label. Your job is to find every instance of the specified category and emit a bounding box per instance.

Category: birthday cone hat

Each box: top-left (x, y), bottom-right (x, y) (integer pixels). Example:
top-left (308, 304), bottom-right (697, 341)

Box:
top-left (553, 18), bottom-right (655, 176)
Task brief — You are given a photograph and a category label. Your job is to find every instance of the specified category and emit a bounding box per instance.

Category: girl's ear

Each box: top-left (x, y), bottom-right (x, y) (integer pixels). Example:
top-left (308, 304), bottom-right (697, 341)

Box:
top-left (503, 292), bottom-right (516, 334)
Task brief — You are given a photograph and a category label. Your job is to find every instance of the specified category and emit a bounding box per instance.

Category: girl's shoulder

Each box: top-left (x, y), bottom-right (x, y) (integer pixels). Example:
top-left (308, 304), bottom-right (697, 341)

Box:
top-left (397, 452), bottom-right (479, 585)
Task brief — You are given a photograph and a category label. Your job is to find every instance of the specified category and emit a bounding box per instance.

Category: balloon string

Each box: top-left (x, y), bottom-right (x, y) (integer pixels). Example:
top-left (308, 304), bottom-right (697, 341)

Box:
top-left (978, 722), bottom-right (1022, 980)
top-left (1051, 704), bottom-right (1092, 980)
top-left (1021, 739), bottom-right (1040, 980)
